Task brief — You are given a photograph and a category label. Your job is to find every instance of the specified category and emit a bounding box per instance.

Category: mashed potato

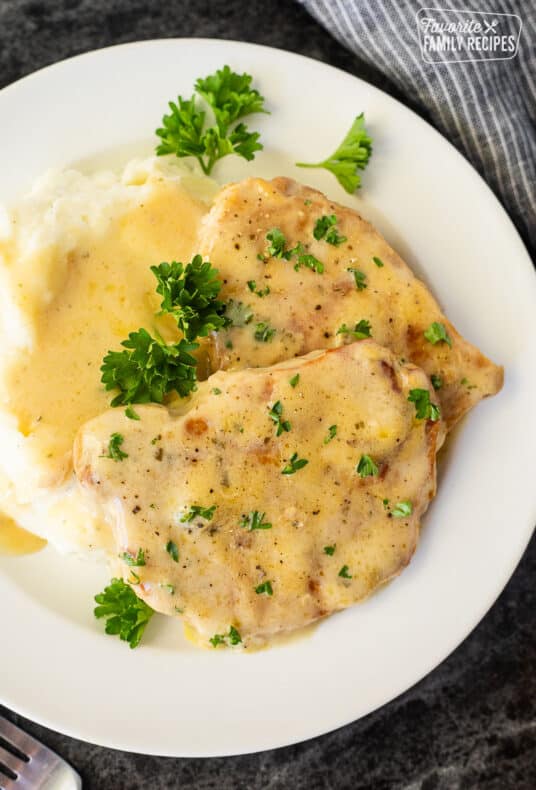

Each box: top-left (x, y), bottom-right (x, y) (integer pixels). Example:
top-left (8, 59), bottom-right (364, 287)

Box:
top-left (0, 157), bottom-right (216, 553)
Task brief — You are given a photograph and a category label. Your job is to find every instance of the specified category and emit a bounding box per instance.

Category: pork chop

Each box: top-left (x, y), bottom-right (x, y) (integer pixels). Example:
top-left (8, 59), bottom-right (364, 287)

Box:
top-left (74, 340), bottom-right (445, 646)
top-left (197, 177), bottom-right (503, 429)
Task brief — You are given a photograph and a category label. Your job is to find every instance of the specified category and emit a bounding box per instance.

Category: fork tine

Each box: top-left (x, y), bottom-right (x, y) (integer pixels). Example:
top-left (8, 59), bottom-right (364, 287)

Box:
top-left (0, 742), bottom-right (26, 776)
top-left (0, 718), bottom-right (38, 760)
top-left (0, 717), bottom-right (81, 790)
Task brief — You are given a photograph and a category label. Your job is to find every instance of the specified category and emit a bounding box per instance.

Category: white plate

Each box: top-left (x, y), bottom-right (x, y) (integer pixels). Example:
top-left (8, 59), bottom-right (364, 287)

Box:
top-left (0, 39), bottom-right (534, 758)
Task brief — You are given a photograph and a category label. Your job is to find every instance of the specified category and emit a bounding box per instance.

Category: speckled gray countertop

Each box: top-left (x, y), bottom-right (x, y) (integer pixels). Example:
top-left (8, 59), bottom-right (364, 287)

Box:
top-left (0, 1), bottom-right (534, 788)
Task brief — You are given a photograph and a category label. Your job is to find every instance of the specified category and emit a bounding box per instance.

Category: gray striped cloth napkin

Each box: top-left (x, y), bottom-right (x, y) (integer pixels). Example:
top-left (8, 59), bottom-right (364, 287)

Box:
top-left (297, 0), bottom-right (535, 256)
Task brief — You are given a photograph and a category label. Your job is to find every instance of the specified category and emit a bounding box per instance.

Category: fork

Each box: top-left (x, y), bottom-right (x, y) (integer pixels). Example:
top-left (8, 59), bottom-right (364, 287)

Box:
top-left (0, 716), bottom-right (81, 789)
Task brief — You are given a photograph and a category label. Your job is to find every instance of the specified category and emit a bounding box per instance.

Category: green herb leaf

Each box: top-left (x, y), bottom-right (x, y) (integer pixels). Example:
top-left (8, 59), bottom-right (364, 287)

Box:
top-left (461, 377), bottom-right (477, 390)
top-left (254, 322), bottom-right (276, 342)
top-left (392, 501), bottom-right (413, 518)
top-left (282, 452), bottom-right (309, 475)
top-left (347, 267), bottom-right (367, 291)
top-left (356, 454), bottom-right (379, 477)
top-left (336, 320), bottom-right (372, 339)
top-left (119, 548), bottom-right (145, 567)
top-left (224, 299), bottom-right (254, 328)
top-left (407, 388), bottom-right (441, 421)
top-left (151, 255), bottom-right (228, 340)
top-left (312, 214), bottom-right (347, 246)
top-left (166, 540), bottom-right (179, 562)
top-left (102, 433), bottom-right (128, 461)
top-left (324, 424), bottom-right (337, 444)
top-left (289, 373), bottom-right (300, 388)
top-left (247, 280), bottom-right (270, 298)
top-left (255, 580), bottom-right (273, 596)
top-left (424, 322), bottom-right (452, 347)
top-left (211, 387), bottom-right (222, 395)
top-left (228, 625), bottom-right (242, 645)
top-left (101, 329), bottom-right (198, 406)
top-left (125, 405), bottom-right (140, 421)
top-left (210, 633), bottom-right (226, 647)
top-left (323, 545), bottom-right (336, 556)
top-left (291, 242), bottom-right (324, 273)
top-left (338, 565), bottom-right (353, 579)
top-left (430, 374), bottom-right (443, 391)
top-left (265, 228), bottom-right (292, 260)
top-left (94, 578), bottom-right (154, 649)
top-left (268, 400), bottom-right (291, 436)
top-left (296, 113), bottom-right (373, 193)
top-left (372, 256), bottom-right (384, 268)
top-left (156, 67), bottom-right (267, 175)
top-left (240, 511), bottom-right (272, 531)
top-left (181, 505), bottom-right (217, 522)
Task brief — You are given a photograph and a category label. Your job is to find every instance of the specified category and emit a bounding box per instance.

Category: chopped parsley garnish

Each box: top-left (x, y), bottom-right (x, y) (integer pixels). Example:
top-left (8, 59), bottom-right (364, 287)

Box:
top-left (212, 387), bottom-right (222, 395)
top-left (312, 214), bottom-right (347, 246)
top-left (254, 322), bottom-right (276, 342)
top-left (268, 400), bottom-right (291, 436)
top-left (338, 565), bottom-right (353, 579)
top-left (265, 228), bottom-right (292, 259)
top-left (356, 454), bottom-right (379, 477)
top-left (255, 580), bottom-right (273, 596)
top-left (240, 511), bottom-right (272, 531)
top-left (151, 255), bottom-right (228, 340)
top-left (101, 329), bottom-right (198, 406)
top-left (102, 433), bottom-right (128, 461)
top-left (324, 545), bottom-right (336, 556)
top-left (282, 452), bottom-right (309, 475)
top-left (155, 65), bottom-right (267, 175)
top-left (125, 405), bottom-right (140, 420)
top-left (382, 498), bottom-right (390, 509)
top-left (461, 377), bottom-right (477, 390)
top-left (247, 280), bottom-right (270, 298)
top-left (430, 374), bottom-right (443, 391)
top-left (289, 373), bottom-right (300, 388)
top-left (348, 267), bottom-right (367, 291)
top-left (392, 501), bottom-right (413, 518)
top-left (292, 243), bottom-right (324, 274)
top-left (166, 540), bottom-right (179, 562)
top-left (181, 505), bottom-right (217, 522)
top-left (161, 583), bottom-right (175, 595)
top-left (372, 256), bottom-right (384, 268)
top-left (228, 625), bottom-right (242, 645)
top-left (296, 113), bottom-right (373, 193)
top-left (337, 320), bottom-right (372, 339)
top-left (407, 388), bottom-right (441, 421)
top-left (94, 578), bottom-right (154, 649)
top-left (225, 299), bottom-right (254, 327)
top-left (119, 548), bottom-right (145, 567)
top-left (210, 625), bottom-right (242, 647)
top-left (324, 424), bottom-right (337, 444)
top-left (424, 321), bottom-right (452, 347)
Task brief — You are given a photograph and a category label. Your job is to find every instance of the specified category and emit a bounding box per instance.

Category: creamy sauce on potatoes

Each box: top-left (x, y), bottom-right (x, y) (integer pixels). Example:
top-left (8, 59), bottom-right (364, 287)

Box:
top-left (0, 159), bottom-right (214, 552)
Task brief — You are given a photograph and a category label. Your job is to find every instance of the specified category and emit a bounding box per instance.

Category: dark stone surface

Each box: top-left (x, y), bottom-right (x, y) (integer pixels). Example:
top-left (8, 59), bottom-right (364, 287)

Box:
top-left (0, 1), bottom-right (534, 788)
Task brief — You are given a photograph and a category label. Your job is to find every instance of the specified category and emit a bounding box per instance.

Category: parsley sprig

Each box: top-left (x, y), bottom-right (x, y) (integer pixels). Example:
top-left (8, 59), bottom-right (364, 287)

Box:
top-left (156, 66), bottom-right (268, 175)
top-left (101, 330), bottom-right (198, 407)
top-left (94, 578), bottom-right (154, 649)
top-left (151, 256), bottom-right (228, 340)
top-left (296, 113), bottom-right (373, 193)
